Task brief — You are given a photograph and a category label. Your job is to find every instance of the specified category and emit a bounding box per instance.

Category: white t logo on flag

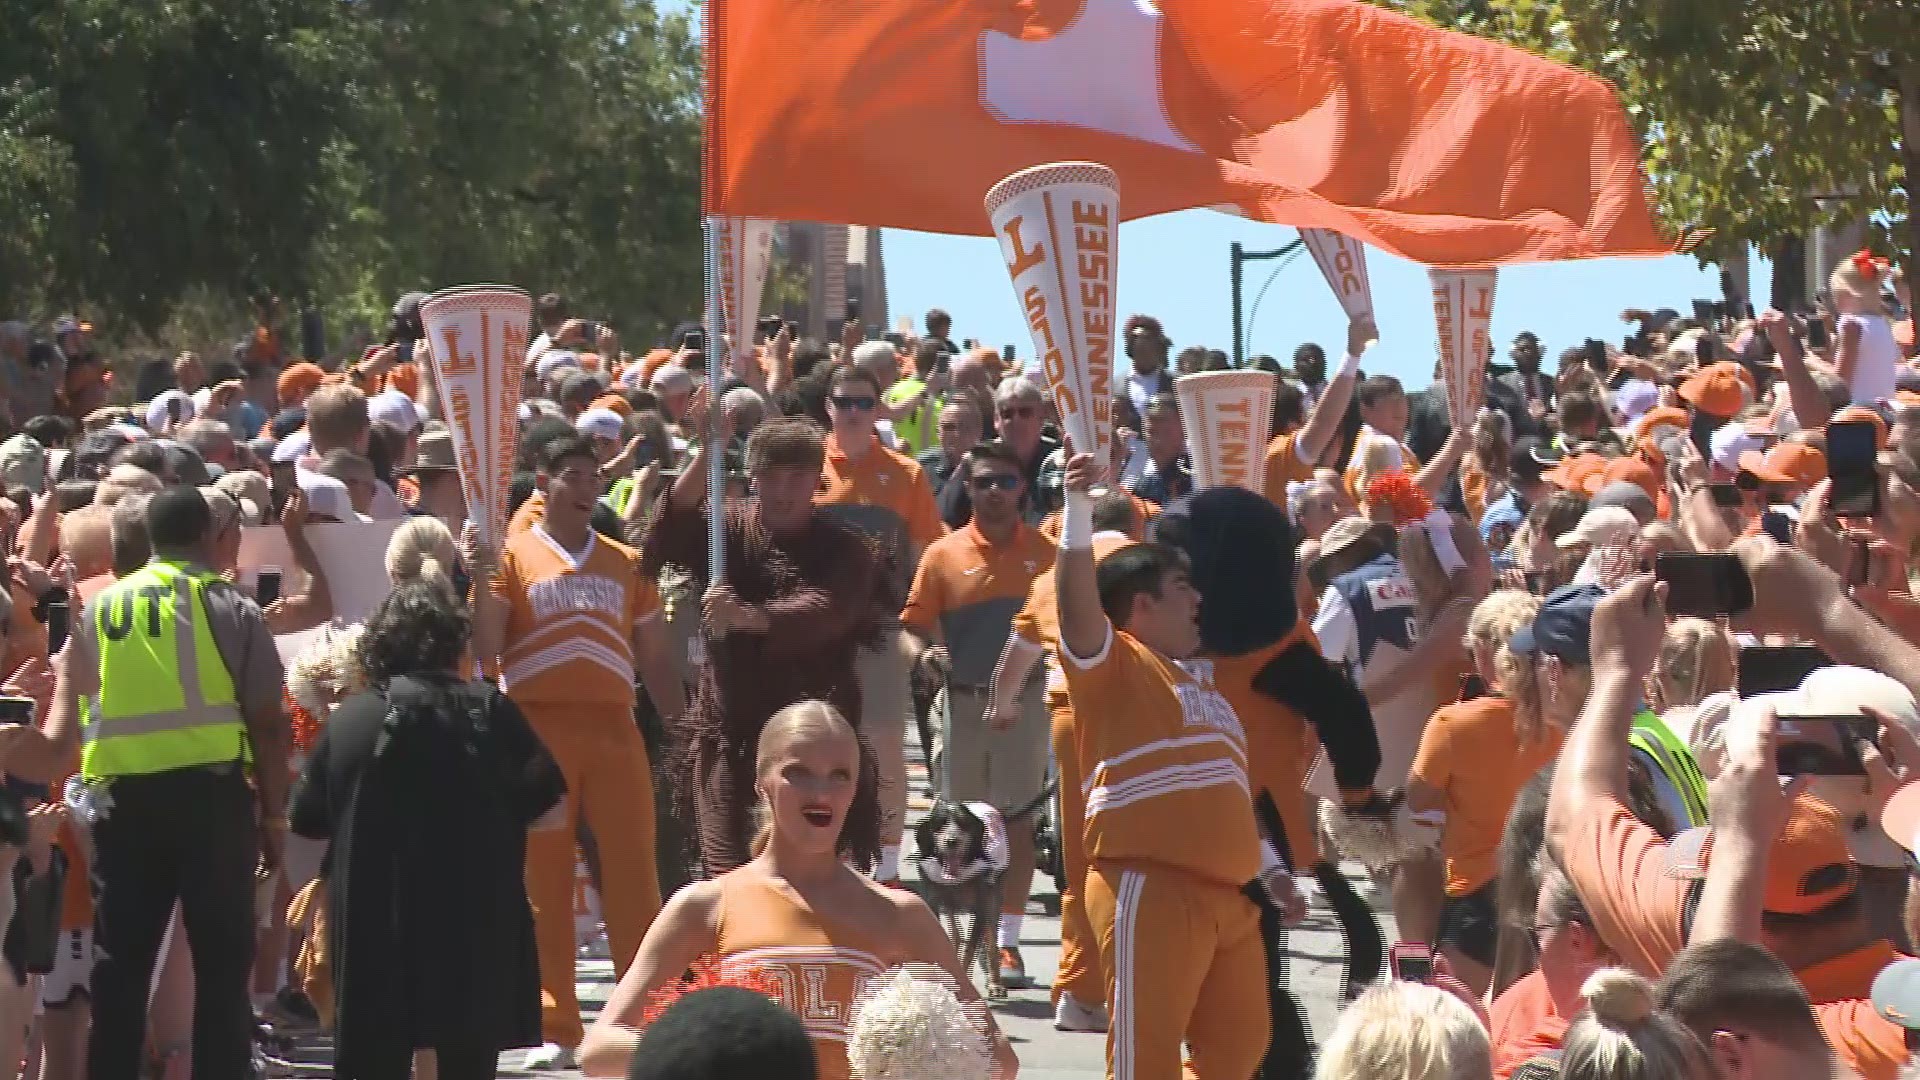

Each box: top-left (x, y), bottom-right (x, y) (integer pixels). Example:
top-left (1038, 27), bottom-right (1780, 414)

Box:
top-left (980, 0), bottom-right (1200, 155)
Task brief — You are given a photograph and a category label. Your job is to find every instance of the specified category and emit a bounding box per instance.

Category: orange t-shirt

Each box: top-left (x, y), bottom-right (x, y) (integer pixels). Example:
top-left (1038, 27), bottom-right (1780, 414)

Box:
top-left (713, 870), bottom-right (902, 1080)
top-left (1489, 970), bottom-right (1568, 1079)
top-left (1062, 624), bottom-right (1261, 888)
top-left (1797, 940), bottom-right (1909, 1080)
top-left (492, 525), bottom-right (661, 709)
top-left (901, 522), bottom-right (1053, 688)
top-left (1262, 432), bottom-right (1318, 508)
top-left (816, 436), bottom-right (946, 601)
top-left (1410, 696), bottom-right (1564, 896)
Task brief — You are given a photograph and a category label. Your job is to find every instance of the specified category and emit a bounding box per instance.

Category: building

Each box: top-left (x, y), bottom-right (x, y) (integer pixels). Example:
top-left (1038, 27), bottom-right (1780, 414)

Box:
top-left (770, 223), bottom-right (889, 342)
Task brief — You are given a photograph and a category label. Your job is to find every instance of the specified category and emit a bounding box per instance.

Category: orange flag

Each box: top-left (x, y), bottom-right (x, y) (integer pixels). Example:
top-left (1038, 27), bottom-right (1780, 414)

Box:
top-left (706, 0), bottom-right (1687, 267)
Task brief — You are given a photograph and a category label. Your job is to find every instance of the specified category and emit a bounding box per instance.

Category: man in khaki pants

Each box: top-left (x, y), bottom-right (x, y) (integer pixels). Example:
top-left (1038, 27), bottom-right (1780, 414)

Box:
top-left (904, 440), bottom-right (1055, 986)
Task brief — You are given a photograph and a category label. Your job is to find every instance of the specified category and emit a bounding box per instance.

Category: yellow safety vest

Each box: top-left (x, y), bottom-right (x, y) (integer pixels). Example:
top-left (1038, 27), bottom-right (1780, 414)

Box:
top-left (1630, 710), bottom-right (1710, 829)
top-left (82, 561), bottom-right (247, 781)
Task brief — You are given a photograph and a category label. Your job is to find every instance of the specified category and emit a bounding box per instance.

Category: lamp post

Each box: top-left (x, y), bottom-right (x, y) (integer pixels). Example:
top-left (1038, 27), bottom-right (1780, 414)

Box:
top-left (1230, 239), bottom-right (1304, 367)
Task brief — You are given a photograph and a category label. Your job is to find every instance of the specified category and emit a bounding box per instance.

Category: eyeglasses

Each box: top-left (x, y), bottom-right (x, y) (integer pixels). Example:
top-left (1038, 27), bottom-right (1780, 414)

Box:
top-left (1527, 918), bottom-right (1583, 953)
top-left (830, 395), bottom-right (877, 412)
top-left (970, 474), bottom-right (1020, 493)
top-left (998, 405), bottom-right (1038, 421)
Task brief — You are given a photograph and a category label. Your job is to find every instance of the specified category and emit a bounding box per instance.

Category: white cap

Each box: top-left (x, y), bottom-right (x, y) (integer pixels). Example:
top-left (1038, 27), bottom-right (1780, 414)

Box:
top-left (575, 408), bottom-right (624, 442)
top-left (272, 428), bottom-right (312, 464)
top-left (293, 461), bottom-right (358, 522)
top-left (650, 363), bottom-right (694, 395)
top-left (1791, 666), bottom-right (1920, 868)
top-left (144, 389), bottom-right (196, 432)
top-left (1614, 378), bottom-right (1660, 424)
top-left (1555, 506), bottom-right (1641, 550)
top-left (1710, 421), bottom-right (1766, 475)
top-left (367, 388), bottom-right (421, 433)
top-left (534, 349), bottom-right (582, 381)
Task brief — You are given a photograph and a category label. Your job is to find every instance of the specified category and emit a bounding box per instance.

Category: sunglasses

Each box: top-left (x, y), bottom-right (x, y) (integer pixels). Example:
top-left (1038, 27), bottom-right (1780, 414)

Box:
top-left (831, 395), bottom-right (877, 412)
top-left (999, 405), bottom-right (1038, 421)
top-left (970, 474), bottom-right (1020, 493)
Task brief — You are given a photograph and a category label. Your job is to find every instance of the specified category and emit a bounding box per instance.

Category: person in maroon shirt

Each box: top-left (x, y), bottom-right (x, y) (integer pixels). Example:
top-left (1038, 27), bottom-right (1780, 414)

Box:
top-left (643, 415), bottom-right (888, 875)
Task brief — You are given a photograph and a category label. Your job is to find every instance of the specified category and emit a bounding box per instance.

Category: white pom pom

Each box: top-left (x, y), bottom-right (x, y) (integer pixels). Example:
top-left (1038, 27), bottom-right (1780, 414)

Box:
top-left (1318, 792), bottom-right (1442, 871)
top-left (847, 966), bottom-right (994, 1080)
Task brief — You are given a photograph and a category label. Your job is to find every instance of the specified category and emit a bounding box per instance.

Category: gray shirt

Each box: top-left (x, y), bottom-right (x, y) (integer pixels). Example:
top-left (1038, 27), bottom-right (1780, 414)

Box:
top-left (69, 563), bottom-right (290, 776)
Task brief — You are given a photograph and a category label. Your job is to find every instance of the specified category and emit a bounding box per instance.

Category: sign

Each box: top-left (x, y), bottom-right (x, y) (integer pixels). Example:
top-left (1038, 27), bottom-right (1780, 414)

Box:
top-left (707, 216), bottom-right (776, 369)
top-left (1300, 229), bottom-right (1376, 330)
top-left (420, 286), bottom-right (530, 547)
top-left (1431, 268), bottom-right (1498, 427)
top-left (1174, 371), bottom-right (1277, 494)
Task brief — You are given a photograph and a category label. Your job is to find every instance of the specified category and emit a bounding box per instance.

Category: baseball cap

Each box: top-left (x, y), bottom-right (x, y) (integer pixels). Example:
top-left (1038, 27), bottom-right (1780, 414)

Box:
top-left (272, 428), bottom-right (313, 465)
top-left (277, 362), bottom-right (326, 406)
top-left (591, 393), bottom-right (633, 418)
top-left (1873, 958), bottom-right (1920, 1031)
top-left (575, 407), bottom-right (625, 443)
top-left (1542, 452), bottom-right (1608, 494)
top-left (367, 388), bottom-right (421, 434)
top-left (1311, 516), bottom-right (1394, 573)
top-left (1664, 794), bottom-right (1856, 916)
top-left (1509, 584), bottom-right (1603, 664)
top-left (1678, 362), bottom-right (1751, 418)
top-left (1586, 455), bottom-right (1661, 503)
top-left (1614, 378), bottom-right (1660, 424)
top-left (268, 407), bottom-right (308, 442)
top-left (1793, 665), bottom-right (1920, 868)
top-left (1556, 506), bottom-right (1641, 550)
top-left (1709, 421), bottom-right (1767, 475)
top-left (1589, 482), bottom-right (1658, 524)
top-left (1737, 441), bottom-right (1827, 487)
top-left (1510, 437), bottom-right (1550, 483)
top-left (144, 390), bottom-right (195, 432)
top-left (651, 363), bottom-right (695, 396)
top-left (1633, 406), bottom-right (1692, 441)
top-left (293, 462), bottom-right (357, 522)
top-left (534, 349), bottom-right (582, 382)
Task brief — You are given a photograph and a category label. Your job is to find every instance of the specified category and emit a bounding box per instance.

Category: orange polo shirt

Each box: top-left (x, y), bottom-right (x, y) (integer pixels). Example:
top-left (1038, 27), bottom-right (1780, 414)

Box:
top-left (1797, 940), bottom-right (1908, 1080)
top-left (816, 435), bottom-right (945, 602)
top-left (902, 521), bottom-right (1054, 688)
top-left (508, 489), bottom-right (544, 536)
top-left (1262, 432), bottom-right (1318, 508)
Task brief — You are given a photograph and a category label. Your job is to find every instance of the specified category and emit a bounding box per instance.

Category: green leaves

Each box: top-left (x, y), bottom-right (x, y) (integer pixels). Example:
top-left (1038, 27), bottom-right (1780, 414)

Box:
top-left (0, 0), bottom-right (702, 345)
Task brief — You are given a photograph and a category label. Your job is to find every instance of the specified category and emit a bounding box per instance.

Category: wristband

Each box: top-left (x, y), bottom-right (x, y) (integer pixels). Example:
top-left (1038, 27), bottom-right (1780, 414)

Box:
top-left (1060, 490), bottom-right (1094, 551)
top-left (1338, 349), bottom-right (1364, 380)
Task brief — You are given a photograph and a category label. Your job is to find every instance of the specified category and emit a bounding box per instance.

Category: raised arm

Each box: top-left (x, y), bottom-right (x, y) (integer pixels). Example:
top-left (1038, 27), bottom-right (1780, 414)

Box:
top-left (1054, 453), bottom-right (1108, 664)
top-left (1546, 574), bottom-right (1666, 862)
top-left (1295, 318), bottom-right (1376, 466)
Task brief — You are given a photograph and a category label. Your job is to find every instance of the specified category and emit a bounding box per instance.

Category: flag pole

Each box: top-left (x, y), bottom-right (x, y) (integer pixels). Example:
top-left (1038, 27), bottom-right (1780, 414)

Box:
top-left (701, 0), bottom-right (725, 586)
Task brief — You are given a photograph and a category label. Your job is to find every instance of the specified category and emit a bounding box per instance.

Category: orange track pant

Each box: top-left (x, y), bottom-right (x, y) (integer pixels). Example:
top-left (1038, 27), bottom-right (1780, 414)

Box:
top-left (1050, 695), bottom-right (1105, 1008)
top-left (523, 709), bottom-right (662, 1047)
top-left (1085, 861), bottom-right (1268, 1080)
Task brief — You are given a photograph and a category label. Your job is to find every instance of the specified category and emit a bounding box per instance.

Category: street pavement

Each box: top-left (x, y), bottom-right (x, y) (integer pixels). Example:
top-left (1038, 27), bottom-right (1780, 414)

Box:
top-left (273, 727), bottom-right (1389, 1077)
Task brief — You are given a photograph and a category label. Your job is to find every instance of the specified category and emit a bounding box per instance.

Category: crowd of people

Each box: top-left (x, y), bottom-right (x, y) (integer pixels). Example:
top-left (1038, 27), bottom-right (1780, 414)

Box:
top-left (0, 253), bottom-right (1919, 1080)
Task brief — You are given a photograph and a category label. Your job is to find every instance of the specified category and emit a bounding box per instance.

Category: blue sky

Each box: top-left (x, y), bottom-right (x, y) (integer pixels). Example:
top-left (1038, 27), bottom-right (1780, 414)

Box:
top-left (879, 212), bottom-right (1764, 389)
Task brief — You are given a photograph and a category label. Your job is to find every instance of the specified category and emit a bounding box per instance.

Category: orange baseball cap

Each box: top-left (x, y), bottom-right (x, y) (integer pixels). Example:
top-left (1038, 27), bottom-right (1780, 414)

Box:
top-left (1543, 452), bottom-right (1607, 493)
top-left (1633, 405), bottom-right (1691, 440)
top-left (1677, 362), bottom-right (1751, 418)
top-left (1738, 441), bottom-right (1827, 487)
top-left (592, 393), bottom-right (633, 418)
top-left (1830, 405), bottom-right (1890, 450)
top-left (277, 362), bottom-right (327, 405)
top-left (1584, 454), bottom-right (1670, 518)
top-left (1666, 794), bottom-right (1856, 916)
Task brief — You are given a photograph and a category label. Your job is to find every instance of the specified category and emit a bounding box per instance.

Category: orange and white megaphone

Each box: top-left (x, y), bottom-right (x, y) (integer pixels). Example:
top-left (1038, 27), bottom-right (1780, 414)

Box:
top-left (1300, 229), bottom-right (1376, 332)
top-left (1175, 370), bottom-right (1278, 494)
top-left (986, 162), bottom-right (1119, 471)
top-left (707, 215), bottom-right (776, 372)
top-left (1431, 268), bottom-right (1498, 426)
top-left (419, 285), bottom-right (531, 547)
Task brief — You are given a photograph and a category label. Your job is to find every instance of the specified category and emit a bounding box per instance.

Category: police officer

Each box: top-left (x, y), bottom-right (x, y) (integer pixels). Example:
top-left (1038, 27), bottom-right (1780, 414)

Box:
top-left (18, 485), bottom-right (289, 1080)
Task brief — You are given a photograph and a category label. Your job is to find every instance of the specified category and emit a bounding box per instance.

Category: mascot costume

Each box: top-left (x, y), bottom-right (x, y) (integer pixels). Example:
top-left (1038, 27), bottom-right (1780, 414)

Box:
top-left (1153, 486), bottom-right (1391, 1079)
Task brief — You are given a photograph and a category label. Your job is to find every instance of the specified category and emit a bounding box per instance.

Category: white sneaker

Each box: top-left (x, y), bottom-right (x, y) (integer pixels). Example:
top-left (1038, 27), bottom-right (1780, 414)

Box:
top-left (523, 1042), bottom-right (577, 1071)
top-left (1053, 992), bottom-right (1110, 1032)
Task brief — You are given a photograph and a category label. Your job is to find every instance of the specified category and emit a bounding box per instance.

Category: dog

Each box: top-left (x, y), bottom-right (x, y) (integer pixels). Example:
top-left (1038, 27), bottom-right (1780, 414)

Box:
top-left (911, 799), bottom-right (1009, 999)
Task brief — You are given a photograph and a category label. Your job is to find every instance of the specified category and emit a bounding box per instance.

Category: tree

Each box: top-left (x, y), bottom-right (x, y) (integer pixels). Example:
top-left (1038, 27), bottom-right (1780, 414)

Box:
top-left (1372, 0), bottom-right (1920, 274)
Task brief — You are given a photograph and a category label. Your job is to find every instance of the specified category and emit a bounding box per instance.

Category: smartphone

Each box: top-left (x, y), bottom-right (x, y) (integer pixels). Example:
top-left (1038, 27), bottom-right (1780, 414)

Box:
top-left (757, 315), bottom-right (785, 341)
top-left (681, 328), bottom-right (706, 353)
top-left (394, 338), bottom-right (415, 365)
top-left (1774, 715), bottom-right (1877, 776)
top-left (256, 567), bottom-right (283, 609)
top-left (1760, 509), bottom-right (1794, 546)
top-left (1606, 365), bottom-right (1632, 392)
top-left (0, 698), bottom-right (33, 724)
top-left (845, 297), bottom-right (861, 324)
top-left (1693, 299), bottom-right (1716, 324)
top-left (1808, 317), bottom-right (1831, 351)
top-left (578, 320), bottom-right (603, 342)
top-left (1389, 942), bottom-right (1434, 984)
top-left (1708, 483), bottom-right (1744, 509)
top-left (1585, 337), bottom-right (1609, 370)
top-left (1003, 344), bottom-right (1017, 364)
top-left (44, 600), bottom-right (68, 655)
top-left (1737, 644), bottom-right (1831, 698)
top-left (1827, 419), bottom-right (1881, 518)
top-left (167, 397), bottom-right (184, 423)
top-left (1656, 552), bottom-right (1754, 619)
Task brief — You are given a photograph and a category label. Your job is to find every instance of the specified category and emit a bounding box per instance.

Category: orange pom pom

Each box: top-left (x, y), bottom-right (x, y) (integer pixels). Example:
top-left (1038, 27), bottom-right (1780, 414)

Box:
top-left (1364, 471), bottom-right (1433, 526)
top-left (639, 955), bottom-right (790, 1028)
top-left (285, 687), bottom-right (322, 757)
